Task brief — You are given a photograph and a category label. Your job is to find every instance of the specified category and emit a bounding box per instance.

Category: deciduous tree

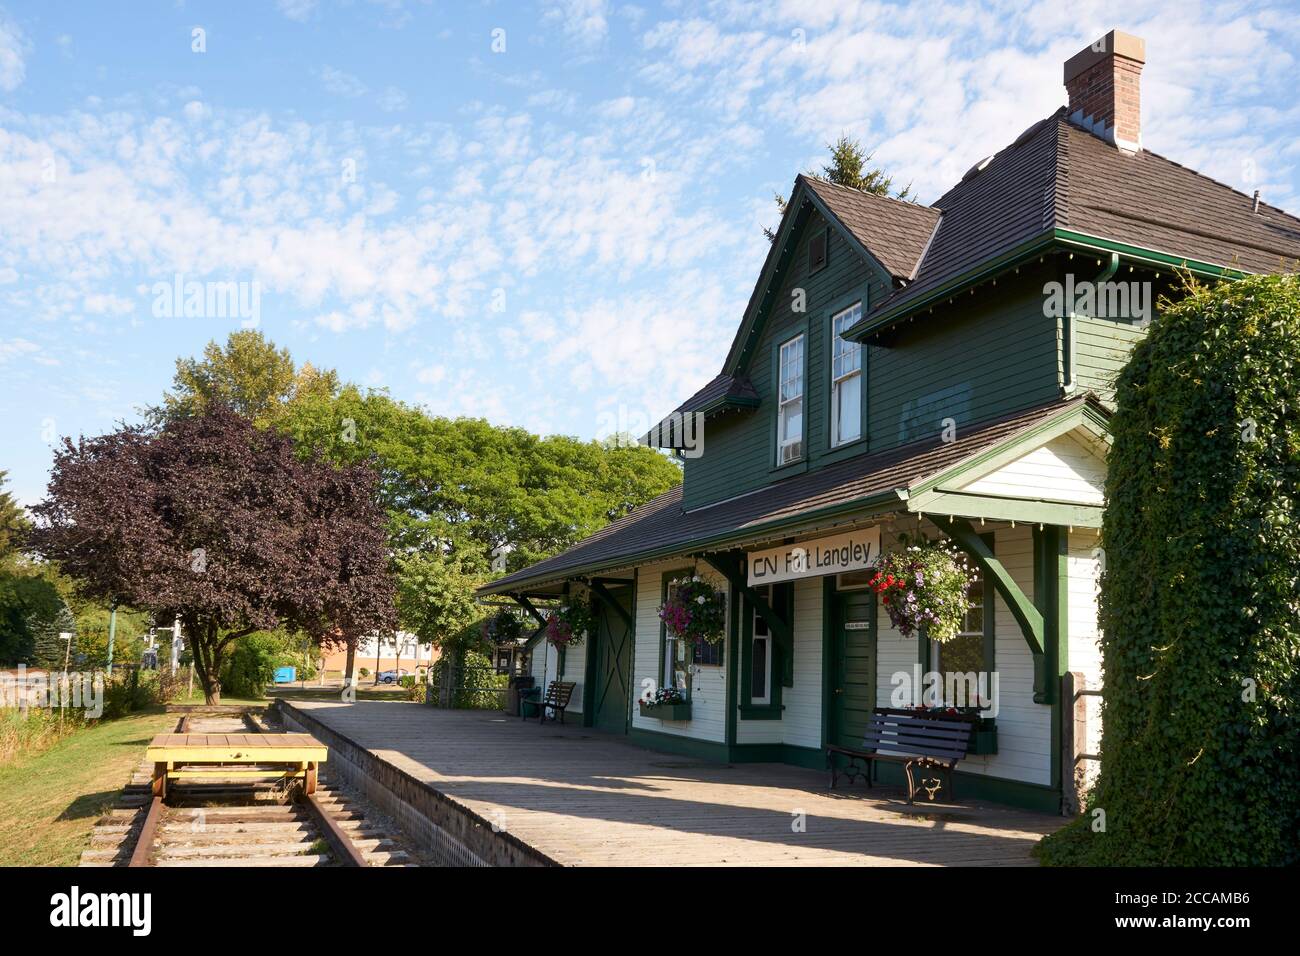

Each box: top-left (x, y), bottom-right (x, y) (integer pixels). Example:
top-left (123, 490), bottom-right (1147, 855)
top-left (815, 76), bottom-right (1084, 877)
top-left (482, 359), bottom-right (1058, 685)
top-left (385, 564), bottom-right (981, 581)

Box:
top-left (30, 407), bottom-right (397, 703)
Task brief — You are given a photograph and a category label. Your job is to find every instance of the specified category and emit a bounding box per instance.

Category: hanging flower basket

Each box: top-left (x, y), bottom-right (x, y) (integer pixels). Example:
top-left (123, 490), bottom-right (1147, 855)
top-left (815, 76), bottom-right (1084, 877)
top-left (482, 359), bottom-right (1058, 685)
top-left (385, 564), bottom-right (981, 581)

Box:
top-left (869, 539), bottom-right (976, 643)
top-left (481, 608), bottom-right (524, 645)
top-left (545, 602), bottom-right (593, 650)
top-left (658, 574), bottom-right (727, 645)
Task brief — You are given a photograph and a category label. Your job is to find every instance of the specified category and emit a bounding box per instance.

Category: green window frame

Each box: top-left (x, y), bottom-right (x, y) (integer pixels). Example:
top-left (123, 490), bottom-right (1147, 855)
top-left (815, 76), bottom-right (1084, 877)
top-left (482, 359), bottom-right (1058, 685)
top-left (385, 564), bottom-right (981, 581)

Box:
top-left (738, 582), bottom-right (791, 719)
top-left (658, 569), bottom-right (726, 697)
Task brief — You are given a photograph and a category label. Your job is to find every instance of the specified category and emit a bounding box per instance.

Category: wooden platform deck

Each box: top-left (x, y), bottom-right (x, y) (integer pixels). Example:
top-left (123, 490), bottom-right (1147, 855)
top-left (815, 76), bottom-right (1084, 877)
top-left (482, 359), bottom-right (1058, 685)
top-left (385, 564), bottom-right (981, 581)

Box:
top-left (287, 700), bottom-right (1066, 866)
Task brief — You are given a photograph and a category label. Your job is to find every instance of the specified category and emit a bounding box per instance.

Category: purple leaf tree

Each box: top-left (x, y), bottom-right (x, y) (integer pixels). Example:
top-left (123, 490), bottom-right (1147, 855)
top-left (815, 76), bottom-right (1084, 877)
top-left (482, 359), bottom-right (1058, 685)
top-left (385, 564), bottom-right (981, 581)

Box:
top-left (30, 406), bottom-right (397, 703)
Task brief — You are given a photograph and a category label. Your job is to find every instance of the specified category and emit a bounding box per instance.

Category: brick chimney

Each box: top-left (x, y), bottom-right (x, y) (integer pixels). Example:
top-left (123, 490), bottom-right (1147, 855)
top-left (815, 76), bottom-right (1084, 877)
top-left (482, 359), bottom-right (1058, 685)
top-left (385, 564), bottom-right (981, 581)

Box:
top-left (1064, 30), bottom-right (1145, 153)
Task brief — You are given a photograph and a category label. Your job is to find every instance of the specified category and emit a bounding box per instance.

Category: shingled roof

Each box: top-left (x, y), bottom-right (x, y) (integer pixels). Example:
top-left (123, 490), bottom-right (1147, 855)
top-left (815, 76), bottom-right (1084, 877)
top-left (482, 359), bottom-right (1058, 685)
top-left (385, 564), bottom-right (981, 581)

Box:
top-left (870, 110), bottom-right (1300, 321)
top-left (482, 395), bottom-right (1098, 594)
top-left (801, 174), bottom-right (941, 280)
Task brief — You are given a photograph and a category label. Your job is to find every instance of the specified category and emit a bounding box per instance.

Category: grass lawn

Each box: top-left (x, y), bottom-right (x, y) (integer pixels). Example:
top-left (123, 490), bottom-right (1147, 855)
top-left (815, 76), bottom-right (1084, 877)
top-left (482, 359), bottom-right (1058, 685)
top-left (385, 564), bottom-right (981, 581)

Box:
top-left (0, 710), bottom-right (177, 867)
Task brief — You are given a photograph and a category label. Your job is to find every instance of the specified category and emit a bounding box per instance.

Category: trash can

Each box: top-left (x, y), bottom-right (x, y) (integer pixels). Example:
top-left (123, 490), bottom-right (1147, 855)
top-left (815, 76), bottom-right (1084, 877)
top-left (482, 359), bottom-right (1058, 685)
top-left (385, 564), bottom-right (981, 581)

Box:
top-left (518, 686), bottom-right (541, 718)
top-left (273, 666), bottom-right (297, 684)
top-left (507, 675), bottom-right (535, 715)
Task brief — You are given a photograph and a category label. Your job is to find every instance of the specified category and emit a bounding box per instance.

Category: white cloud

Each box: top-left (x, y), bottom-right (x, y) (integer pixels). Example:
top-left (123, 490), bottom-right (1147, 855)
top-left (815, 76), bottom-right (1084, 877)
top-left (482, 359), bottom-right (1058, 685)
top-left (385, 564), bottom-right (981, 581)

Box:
top-left (277, 0), bottom-right (317, 23)
top-left (317, 65), bottom-right (367, 98)
top-left (0, 12), bottom-right (30, 91)
top-left (543, 0), bottom-right (610, 50)
top-left (376, 86), bottom-right (408, 112)
top-left (0, 337), bottom-right (41, 364)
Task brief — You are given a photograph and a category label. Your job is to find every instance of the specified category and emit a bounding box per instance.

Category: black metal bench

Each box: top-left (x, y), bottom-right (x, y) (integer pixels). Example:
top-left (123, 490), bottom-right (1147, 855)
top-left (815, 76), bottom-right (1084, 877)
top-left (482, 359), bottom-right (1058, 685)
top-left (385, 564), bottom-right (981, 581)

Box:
top-left (537, 680), bottom-right (576, 725)
top-left (826, 710), bottom-right (973, 803)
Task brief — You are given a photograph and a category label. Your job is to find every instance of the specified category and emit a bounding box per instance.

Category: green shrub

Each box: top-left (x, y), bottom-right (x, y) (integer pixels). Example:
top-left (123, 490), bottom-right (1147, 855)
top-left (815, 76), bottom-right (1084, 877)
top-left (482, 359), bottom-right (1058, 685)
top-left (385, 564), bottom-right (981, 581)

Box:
top-left (219, 632), bottom-right (310, 699)
top-left (1040, 274), bottom-right (1300, 866)
top-left (427, 650), bottom-right (507, 709)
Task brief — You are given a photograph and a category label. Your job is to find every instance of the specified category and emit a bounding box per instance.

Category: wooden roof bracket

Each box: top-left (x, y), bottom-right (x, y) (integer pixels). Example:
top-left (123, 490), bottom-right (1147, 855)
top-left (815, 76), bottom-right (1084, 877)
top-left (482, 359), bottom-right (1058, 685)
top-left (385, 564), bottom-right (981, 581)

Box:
top-left (586, 579), bottom-right (634, 633)
top-left (929, 516), bottom-right (1050, 703)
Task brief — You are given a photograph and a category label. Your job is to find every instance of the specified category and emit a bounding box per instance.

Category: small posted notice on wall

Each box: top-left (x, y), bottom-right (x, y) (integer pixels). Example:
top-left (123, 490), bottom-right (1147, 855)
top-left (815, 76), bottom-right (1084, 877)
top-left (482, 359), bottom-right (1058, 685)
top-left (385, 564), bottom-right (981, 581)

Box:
top-left (746, 527), bottom-right (881, 586)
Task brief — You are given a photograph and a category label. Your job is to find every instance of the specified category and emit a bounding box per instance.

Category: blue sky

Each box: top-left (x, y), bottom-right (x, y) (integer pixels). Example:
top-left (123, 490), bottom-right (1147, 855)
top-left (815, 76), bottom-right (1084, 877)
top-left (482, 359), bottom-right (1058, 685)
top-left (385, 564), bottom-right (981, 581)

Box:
top-left (2, 0), bottom-right (1298, 506)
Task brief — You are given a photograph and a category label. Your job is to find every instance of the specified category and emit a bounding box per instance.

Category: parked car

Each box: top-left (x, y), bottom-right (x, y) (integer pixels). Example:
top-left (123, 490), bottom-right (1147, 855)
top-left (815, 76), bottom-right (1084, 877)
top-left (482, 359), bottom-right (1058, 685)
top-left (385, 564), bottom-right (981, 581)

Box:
top-left (376, 669), bottom-right (409, 684)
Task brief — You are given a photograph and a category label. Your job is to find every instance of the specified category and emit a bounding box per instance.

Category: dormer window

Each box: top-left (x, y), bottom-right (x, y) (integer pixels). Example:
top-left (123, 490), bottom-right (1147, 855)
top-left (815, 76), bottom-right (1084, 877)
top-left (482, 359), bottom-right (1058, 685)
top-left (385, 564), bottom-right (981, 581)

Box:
top-left (777, 334), bottom-right (805, 465)
top-left (831, 303), bottom-right (863, 446)
top-left (808, 230), bottom-right (827, 273)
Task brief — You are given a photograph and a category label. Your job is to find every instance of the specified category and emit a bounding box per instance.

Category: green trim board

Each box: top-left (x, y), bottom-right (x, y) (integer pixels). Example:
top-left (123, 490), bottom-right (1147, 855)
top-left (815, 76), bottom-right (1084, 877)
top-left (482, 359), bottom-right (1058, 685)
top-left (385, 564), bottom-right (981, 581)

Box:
top-left (1032, 524), bottom-right (1070, 791)
top-left (819, 576), bottom-right (835, 749)
top-left (860, 759), bottom-right (1062, 813)
top-left (909, 491), bottom-right (1104, 528)
top-left (723, 191), bottom-right (816, 376)
top-left (630, 727), bottom-right (1059, 810)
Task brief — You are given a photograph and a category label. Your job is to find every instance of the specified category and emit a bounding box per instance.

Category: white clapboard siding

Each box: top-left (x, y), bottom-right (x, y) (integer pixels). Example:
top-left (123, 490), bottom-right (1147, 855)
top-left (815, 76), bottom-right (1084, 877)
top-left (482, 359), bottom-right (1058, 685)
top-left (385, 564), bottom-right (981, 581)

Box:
top-left (1068, 528), bottom-right (1104, 785)
top-left (960, 432), bottom-right (1106, 504)
top-left (782, 576), bottom-right (825, 749)
top-left (529, 633), bottom-right (584, 714)
top-left (735, 576), bottom-right (825, 747)
top-left (630, 560), bottom-right (726, 742)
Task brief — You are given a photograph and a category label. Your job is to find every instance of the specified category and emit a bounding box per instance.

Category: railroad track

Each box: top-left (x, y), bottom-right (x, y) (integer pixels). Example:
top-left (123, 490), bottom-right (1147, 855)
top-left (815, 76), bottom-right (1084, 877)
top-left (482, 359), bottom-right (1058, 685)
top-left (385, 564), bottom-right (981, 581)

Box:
top-left (79, 710), bottom-right (416, 867)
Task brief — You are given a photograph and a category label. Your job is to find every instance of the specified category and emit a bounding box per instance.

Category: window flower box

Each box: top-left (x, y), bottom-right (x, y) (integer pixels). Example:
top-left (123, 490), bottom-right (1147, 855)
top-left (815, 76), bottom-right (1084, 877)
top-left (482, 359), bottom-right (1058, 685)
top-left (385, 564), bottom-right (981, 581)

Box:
top-left (969, 718), bottom-right (998, 755)
top-left (639, 699), bottom-right (691, 721)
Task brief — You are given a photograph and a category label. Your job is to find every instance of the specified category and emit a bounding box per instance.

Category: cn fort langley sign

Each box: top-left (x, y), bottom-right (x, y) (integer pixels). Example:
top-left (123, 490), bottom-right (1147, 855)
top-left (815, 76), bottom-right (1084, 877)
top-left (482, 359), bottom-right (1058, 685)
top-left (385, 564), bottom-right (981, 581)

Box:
top-left (747, 528), bottom-right (881, 585)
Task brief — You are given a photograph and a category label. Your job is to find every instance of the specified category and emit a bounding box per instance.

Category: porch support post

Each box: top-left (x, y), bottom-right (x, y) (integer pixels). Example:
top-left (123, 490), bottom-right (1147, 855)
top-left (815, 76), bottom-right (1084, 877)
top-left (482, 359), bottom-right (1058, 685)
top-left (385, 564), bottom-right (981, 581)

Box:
top-left (930, 516), bottom-right (1050, 703)
top-left (587, 580), bottom-right (634, 633)
top-left (701, 550), bottom-right (794, 685)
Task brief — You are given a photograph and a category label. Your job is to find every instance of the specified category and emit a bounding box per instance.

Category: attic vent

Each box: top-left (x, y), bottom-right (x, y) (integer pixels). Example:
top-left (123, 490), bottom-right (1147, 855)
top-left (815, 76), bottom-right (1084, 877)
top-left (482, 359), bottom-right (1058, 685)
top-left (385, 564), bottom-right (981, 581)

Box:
top-left (808, 230), bottom-right (827, 272)
top-left (961, 155), bottom-right (995, 182)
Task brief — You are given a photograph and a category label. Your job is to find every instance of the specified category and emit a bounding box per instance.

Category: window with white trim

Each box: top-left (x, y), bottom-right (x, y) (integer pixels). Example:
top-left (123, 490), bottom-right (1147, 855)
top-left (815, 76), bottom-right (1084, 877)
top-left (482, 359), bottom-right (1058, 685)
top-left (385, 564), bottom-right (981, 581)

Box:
top-left (776, 334), bottom-right (804, 465)
top-left (831, 303), bottom-right (863, 447)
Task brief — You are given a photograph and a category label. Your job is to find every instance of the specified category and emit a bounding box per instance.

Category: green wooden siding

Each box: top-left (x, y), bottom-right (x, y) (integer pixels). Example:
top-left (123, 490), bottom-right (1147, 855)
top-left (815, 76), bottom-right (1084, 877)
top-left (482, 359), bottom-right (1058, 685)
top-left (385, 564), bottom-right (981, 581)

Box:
top-left (867, 265), bottom-right (1060, 449)
top-left (1074, 316), bottom-right (1146, 406)
top-left (683, 242), bottom-right (1064, 509)
top-left (683, 211), bottom-right (891, 509)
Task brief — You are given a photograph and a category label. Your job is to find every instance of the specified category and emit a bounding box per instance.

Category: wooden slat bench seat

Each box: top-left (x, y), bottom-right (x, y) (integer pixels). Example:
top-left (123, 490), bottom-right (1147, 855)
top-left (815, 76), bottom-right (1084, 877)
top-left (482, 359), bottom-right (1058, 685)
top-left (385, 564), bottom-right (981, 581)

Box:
top-left (826, 711), bottom-right (973, 804)
top-left (144, 732), bottom-right (328, 799)
top-left (537, 681), bottom-right (576, 725)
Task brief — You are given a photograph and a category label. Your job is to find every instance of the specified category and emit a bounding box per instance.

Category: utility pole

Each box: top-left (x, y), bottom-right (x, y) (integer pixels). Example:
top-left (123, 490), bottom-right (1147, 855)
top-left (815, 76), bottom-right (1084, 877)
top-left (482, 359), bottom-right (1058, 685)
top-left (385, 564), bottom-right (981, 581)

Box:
top-left (106, 604), bottom-right (117, 676)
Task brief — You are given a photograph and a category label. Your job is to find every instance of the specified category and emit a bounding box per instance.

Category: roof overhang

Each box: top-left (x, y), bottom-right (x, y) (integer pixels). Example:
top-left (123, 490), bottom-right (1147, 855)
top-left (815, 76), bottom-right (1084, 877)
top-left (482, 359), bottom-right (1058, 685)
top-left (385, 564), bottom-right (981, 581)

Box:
top-left (480, 397), bottom-right (1113, 597)
top-left (476, 487), bottom-right (909, 597)
top-left (842, 228), bottom-right (1253, 343)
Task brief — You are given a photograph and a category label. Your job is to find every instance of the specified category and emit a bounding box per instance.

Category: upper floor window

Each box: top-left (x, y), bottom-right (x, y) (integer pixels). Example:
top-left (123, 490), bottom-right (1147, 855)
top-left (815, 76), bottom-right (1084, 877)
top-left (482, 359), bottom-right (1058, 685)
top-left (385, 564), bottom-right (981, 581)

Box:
top-left (831, 303), bottom-right (863, 447)
top-left (777, 334), bottom-right (805, 465)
